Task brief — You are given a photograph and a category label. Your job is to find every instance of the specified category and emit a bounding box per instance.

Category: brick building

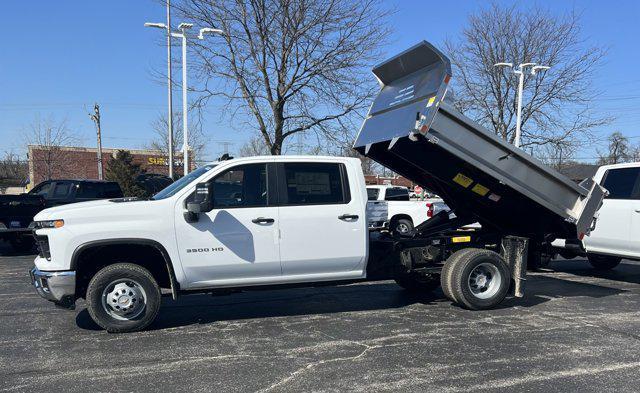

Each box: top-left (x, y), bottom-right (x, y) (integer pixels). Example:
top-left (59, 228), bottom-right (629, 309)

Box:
top-left (363, 174), bottom-right (414, 188)
top-left (27, 145), bottom-right (193, 186)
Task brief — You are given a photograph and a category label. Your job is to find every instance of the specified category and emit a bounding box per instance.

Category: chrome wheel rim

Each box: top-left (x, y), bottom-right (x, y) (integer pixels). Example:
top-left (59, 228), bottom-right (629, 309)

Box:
top-left (101, 279), bottom-right (147, 321)
top-left (468, 263), bottom-right (501, 300)
top-left (396, 223), bottom-right (410, 234)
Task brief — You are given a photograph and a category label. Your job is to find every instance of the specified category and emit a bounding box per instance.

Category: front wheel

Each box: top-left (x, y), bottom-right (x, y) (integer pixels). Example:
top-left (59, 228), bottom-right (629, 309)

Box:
top-left (442, 248), bottom-right (510, 310)
top-left (86, 263), bottom-right (161, 333)
top-left (587, 253), bottom-right (622, 270)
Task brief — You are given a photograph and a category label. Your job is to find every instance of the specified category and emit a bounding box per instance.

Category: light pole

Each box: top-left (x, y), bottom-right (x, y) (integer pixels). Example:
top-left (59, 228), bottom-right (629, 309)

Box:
top-left (494, 62), bottom-right (550, 148)
top-left (198, 27), bottom-right (224, 40)
top-left (170, 23), bottom-right (193, 175)
top-left (145, 13), bottom-right (175, 179)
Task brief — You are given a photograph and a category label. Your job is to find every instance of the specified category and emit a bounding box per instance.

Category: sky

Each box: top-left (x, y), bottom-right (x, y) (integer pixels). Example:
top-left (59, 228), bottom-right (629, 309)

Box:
top-left (1, 0), bottom-right (639, 163)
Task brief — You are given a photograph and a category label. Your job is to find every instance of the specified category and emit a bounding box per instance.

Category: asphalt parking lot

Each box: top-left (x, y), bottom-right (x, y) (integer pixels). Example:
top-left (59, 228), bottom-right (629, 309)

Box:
top-left (2, 248), bottom-right (640, 393)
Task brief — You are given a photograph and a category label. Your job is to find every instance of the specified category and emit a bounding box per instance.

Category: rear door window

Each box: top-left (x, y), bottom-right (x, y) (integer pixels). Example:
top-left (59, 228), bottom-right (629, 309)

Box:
top-left (51, 182), bottom-right (72, 199)
top-left (281, 163), bottom-right (349, 205)
top-left (75, 183), bottom-right (101, 199)
top-left (384, 187), bottom-right (410, 201)
top-left (602, 167), bottom-right (640, 200)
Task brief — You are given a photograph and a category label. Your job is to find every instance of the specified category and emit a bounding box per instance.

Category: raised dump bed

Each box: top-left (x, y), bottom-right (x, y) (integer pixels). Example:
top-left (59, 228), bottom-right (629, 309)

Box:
top-left (354, 41), bottom-right (605, 240)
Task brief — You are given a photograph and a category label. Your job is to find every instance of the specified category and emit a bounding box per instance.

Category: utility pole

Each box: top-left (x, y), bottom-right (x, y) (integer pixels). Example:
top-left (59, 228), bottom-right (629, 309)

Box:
top-left (89, 103), bottom-right (104, 180)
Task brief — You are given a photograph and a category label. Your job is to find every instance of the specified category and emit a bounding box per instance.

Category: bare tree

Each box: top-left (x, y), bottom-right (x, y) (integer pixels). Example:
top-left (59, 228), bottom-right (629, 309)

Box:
top-left (445, 4), bottom-right (609, 157)
top-left (25, 115), bottom-right (79, 181)
top-left (598, 131), bottom-right (633, 165)
top-left (148, 112), bottom-right (207, 164)
top-left (0, 151), bottom-right (28, 186)
top-left (238, 136), bottom-right (270, 157)
top-left (173, 0), bottom-right (391, 155)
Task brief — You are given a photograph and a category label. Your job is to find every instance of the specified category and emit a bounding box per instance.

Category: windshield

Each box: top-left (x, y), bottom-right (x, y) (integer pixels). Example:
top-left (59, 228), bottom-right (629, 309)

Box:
top-left (152, 164), bottom-right (216, 200)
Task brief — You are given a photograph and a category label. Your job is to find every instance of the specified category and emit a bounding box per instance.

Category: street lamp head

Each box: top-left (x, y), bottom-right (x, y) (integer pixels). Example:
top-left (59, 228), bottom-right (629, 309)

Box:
top-left (518, 62), bottom-right (536, 69)
top-left (144, 22), bottom-right (167, 29)
top-left (198, 27), bottom-right (225, 40)
top-left (178, 23), bottom-right (194, 30)
top-left (531, 65), bottom-right (551, 75)
top-left (494, 62), bottom-right (513, 68)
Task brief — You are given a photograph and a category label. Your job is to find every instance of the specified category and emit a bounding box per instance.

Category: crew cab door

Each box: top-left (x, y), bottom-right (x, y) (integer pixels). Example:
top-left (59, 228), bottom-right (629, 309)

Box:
top-left (277, 161), bottom-right (367, 278)
top-left (174, 163), bottom-right (281, 286)
top-left (586, 166), bottom-right (640, 257)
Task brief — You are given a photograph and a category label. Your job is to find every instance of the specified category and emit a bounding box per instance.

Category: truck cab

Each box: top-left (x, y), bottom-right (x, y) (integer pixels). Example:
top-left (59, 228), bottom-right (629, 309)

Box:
top-left (31, 156), bottom-right (371, 332)
top-left (554, 162), bottom-right (640, 269)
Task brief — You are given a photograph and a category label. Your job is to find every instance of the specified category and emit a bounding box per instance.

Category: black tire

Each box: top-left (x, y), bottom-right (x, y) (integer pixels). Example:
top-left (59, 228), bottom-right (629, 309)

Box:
top-left (448, 248), bottom-right (510, 310)
top-left (440, 248), bottom-right (475, 304)
top-left (391, 218), bottom-right (414, 238)
top-left (587, 253), bottom-right (622, 270)
top-left (394, 273), bottom-right (440, 293)
top-left (10, 236), bottom-right (35, 253)
top-left (86, 263), bottom-right (161, 333)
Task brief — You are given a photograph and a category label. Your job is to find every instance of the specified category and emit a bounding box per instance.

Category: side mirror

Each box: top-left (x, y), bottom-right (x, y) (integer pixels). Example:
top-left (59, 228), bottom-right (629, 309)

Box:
top-left (186, 182), bottom-right (214, 214)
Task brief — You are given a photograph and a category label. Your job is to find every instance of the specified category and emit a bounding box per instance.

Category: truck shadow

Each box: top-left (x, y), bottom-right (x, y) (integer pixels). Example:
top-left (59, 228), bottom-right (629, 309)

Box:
top-left (75, 273), bottom-right (626, 331)
top-left (548, 258), bottom-right (640, 286)
top-left (75, 282), bottom-right (442, 331)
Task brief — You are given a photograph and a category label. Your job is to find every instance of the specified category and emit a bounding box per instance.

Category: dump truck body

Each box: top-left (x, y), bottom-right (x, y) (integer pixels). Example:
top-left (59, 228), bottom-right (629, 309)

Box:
top-left (354, 41), bottom-right (605, 240)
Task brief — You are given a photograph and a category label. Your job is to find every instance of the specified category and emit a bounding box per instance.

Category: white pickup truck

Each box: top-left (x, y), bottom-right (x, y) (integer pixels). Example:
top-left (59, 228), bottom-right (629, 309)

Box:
top-left (553, 162), bottom-right (640, 269)
top-left (30, 155), bottom-right (524, 332)
top-left (366, 185), bottom-right (447, 236)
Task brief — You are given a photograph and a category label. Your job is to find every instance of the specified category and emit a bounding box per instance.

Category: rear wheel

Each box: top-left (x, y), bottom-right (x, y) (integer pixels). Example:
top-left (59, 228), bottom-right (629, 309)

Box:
top-left (86, 263), bottom-right (161, 333)
top-left (444, 248), bottom-right (510, 310)
top-left (587, 253), bottom-right (622, 270)
top-left (394, 273), bottom-right (439, 293)
top-left (391, 218), bottom-right (414, 238)
top-left (441, 249), bottom-right (474, 304)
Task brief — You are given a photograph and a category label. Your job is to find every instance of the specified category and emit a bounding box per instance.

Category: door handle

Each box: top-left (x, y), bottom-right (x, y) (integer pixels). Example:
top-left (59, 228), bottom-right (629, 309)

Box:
top-left (252, 217), bottom-right (275, 224)
top-left (338, 214), bottom-right (359, 220)
top-left (635, 209), bottom-right (640, 213)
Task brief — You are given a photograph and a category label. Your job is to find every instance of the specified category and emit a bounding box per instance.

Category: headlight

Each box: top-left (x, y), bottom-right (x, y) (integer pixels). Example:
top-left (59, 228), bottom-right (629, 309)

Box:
top-left (35, 220), bottom-right (64, 229)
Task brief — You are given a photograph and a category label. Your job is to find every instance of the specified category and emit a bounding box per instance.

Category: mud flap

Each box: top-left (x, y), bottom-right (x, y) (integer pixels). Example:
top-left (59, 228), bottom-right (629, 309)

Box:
top-left (502, 236), bottom-right (529, 298)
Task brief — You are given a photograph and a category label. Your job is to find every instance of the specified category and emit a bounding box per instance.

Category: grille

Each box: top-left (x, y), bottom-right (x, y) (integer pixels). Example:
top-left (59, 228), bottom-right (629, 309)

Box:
top-left (34, 235), bottom-right (51, 260)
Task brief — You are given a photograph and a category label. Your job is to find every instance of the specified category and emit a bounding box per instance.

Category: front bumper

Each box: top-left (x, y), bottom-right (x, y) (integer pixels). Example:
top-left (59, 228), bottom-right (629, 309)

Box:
top-left (29, 268), bottom-right (76, 307)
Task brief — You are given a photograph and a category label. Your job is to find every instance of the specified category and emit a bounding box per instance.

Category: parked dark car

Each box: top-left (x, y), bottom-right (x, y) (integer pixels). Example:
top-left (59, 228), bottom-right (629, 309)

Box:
top-left (135, 173), bottom-right (173, 196)
top-left (0, 180), bottom-right (123, 253)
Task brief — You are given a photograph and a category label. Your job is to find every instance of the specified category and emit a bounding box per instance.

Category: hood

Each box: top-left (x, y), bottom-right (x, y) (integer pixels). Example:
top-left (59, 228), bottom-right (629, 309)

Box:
top-left (34, 198), bottom-right (147, 221)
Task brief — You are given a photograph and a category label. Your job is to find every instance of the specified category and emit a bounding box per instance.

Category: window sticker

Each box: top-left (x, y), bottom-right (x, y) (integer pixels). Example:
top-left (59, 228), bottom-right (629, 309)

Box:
top-left (453, 173), bottom-right (473, 188)
top-left (472, 183), bottom-right (489, 196)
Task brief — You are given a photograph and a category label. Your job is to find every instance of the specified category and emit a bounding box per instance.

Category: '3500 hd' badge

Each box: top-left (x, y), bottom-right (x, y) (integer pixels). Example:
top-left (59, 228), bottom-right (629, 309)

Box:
top-left (186, 247), bottom-right (224, 253)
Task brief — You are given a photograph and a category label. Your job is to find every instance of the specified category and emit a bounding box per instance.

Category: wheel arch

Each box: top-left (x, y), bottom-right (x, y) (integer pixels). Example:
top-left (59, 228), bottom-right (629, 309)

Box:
top-left (389, 214), bottom-right (413, 226)
top-left (71, 238), bottom-right (179, 300)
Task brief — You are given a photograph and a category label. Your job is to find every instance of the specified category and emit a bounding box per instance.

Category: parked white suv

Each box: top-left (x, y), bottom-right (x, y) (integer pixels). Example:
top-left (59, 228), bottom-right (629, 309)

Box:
top-left (366, 185), bottom-right (447, 236)
top-left (553, 162), bottom-right (640, 269)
